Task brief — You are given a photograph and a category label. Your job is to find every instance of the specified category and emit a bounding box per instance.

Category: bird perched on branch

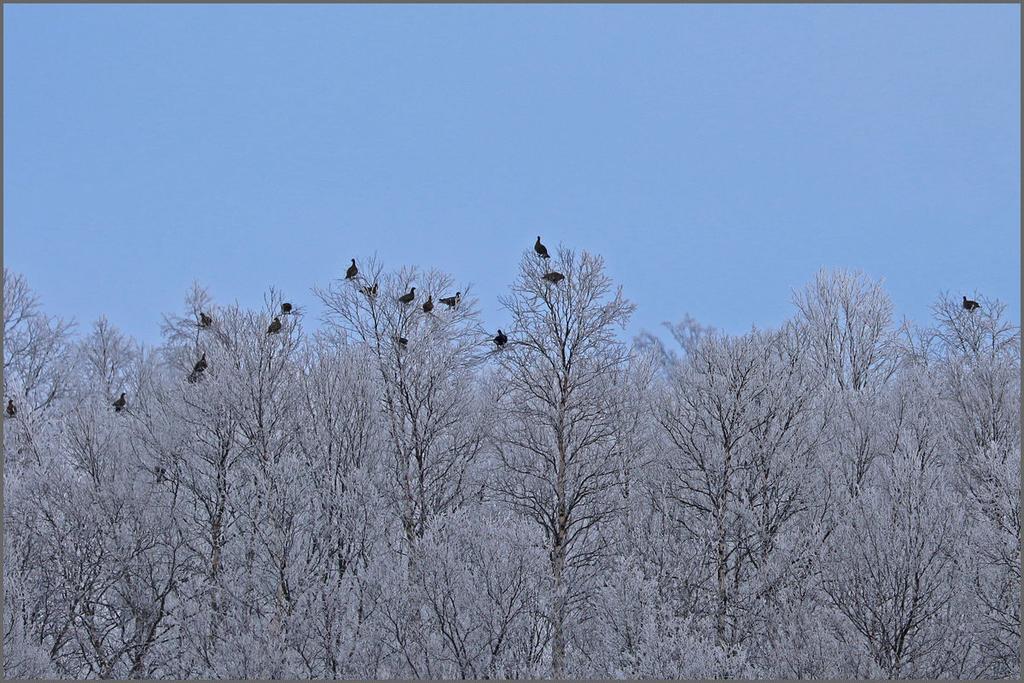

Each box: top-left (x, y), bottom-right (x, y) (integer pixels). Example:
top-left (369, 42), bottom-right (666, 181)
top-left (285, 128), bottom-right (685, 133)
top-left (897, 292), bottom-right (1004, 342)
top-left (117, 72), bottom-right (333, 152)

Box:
top-left (398, 287), bottom-right (416, 305)
top-left (396, 336), bottom-right (409, 348)
top-left (422, 296), bottom-right (434, 314)
top-left (493, 329), bottom-right (508, 348)
top-left (188, 353), bottom-right (208, 383)
top-left (361, 282), bottom-right (378, 298)
top-left (267, 317), bottom-right (282, 335)
top-left (199, 312), bottom-right (213, 328)
top-left (962, 296), bottom-right (981, 312)
top-left (542, 271), bottom-right (565, 284)
top-left (440, 292), bottom-right (461, 309)
top-left (281, 302), bottom-right (293, 315)
top-left (346, 259), bottom-right (358, 280)
top-left (113, 393), bottom-right (127, 412)
top-left (535, 236), bottom-right (550, 259)
top-left (6, 400), bottom-right (16, 418)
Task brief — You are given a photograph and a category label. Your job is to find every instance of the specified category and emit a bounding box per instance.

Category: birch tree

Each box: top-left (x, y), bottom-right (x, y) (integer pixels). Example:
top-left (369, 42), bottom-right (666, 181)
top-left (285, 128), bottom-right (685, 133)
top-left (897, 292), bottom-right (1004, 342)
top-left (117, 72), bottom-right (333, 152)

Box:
top-left (658, 325), bottom-right (822, 659)
top-left (793, 268), bottom-right (897, 392)
top-left (492, 246), bottom-right (636, 678)
top-left (316, 258), bottom-right (488, 547)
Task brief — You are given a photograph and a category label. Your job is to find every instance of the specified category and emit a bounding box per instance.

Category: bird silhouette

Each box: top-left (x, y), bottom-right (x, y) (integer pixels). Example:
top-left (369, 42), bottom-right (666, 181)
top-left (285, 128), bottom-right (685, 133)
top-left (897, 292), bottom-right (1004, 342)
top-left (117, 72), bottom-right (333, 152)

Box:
top-left (281, 302), bottom-right (293, 315)
top-left (267, 317), bottom-right (282, 335)
top-left (6, 400), bottom-right (15, 418)
top-left (493, 329), bottom-right (508, 347)
top-left (361, 282), bottom-right (379, 298)
top-left (440, 292), bottom-right (461, 308)
top-left (535, 236), bottom-right (550, 259)
top-left (396, 336), bottom-right (409, 348)
top-left (542, 271), bottom-right (565, 284)
top-left (962, 296), bottom-right (981, 312)
top-left (398, 287), bottom-right (416, 305)
top-left (422, 296), bottom-right (434, 314)
top-left (199, 312), bottom-right (213, 328)
top-left (187, 353), bottom-right (208, 384)
top-left (113, 393), bottom-right (127, 412)
top-left (346, 259), bottom-right (358, 280)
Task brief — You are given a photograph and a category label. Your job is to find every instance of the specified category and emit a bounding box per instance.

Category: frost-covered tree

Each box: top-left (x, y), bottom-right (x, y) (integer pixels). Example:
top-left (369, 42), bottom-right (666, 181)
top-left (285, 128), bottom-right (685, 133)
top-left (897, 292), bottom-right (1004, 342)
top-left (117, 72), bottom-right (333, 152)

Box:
top-left (3, 269), bottom-right (75, 413)
top-left (491, 246), bottom-right (637, 678)
top-left (657, 325), bottom-right (822, 659)
top-left (931, 294), bottom-right (1021, 678)
top-left (820, 448), bottom-right (968, 678)
top-left (316, 258), bottom-right (489, 548)
top-left (3, 262), bottom-right (1019, 680)
top-left (793, 268), bottom-right (897, 392)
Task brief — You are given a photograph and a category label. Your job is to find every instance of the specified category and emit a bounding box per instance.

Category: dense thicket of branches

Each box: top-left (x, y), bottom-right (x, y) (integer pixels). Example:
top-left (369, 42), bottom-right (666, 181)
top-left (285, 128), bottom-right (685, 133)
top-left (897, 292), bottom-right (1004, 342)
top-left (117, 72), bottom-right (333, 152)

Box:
top-left (3, 257), bottom-right (1020, 679)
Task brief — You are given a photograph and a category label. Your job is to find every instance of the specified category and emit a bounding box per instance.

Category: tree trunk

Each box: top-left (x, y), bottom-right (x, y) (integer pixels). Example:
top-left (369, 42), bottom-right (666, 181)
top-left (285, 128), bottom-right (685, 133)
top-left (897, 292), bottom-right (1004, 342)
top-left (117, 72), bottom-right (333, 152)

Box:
top-left (550, 535), bottom-right (567, 679)
top-left (551, 427), bottom-right (569, 679)
top-left (715, 444), bottom-right (732, 647)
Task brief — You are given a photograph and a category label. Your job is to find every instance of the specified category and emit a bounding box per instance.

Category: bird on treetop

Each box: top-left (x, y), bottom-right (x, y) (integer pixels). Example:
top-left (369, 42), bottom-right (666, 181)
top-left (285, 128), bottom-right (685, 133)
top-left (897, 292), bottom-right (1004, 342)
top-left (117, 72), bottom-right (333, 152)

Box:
top-left (440, 292), bottom-right (461, 308)
top-left (535, 236), bottom-right (550, 259)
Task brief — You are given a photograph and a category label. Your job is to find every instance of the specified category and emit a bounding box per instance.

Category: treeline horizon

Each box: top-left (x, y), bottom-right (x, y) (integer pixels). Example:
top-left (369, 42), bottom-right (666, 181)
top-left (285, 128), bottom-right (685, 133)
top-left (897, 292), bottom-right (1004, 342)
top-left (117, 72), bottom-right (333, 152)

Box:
top-left (3, 247), bottom-right (1020, 680)
top-left (10, 250), bottom-right (1008, 354)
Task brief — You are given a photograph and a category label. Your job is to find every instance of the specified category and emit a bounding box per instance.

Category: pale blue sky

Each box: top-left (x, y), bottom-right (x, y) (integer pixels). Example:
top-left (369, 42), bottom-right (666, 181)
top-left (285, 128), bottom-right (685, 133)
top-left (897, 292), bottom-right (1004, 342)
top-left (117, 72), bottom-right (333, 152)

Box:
top-left (4, 4), bottom-right (1020, 344)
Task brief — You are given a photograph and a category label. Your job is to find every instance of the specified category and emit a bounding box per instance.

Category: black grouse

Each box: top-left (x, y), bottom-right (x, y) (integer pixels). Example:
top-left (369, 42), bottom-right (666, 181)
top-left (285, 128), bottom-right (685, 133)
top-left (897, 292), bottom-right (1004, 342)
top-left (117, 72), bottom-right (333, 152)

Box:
top-left (439, 292), bottom-right (461, 308)
top-left (361, 282), bottom-right (379, 298)
top-left (542, 271), bottom-right (565, 284)
top-left (187, 353), bottom-right (208, 384)
top-left (398, 287), bottom-right (416, 305)
top-left (199, 312), bottom-right (213, 328)
top-left (6, 400), bottom-right (15, 418)
top-left (962, 296), bottom-right (981, 312)
top-left (281, 302), bottom-right (293, 315)
top-left (396, 336), bottom-right (409, 348)
top-left (535, 236), bottom-right (550, 259)
top-left (267, 317), bottom-right (283, 335)
top-left (346, 259), bottom-right (358, 280)
top-left (422, 296), bottom-right (434, 314)
top-left (493, 329), bottom-right (508, 348)
top-left (113, 393), bottom-right (127, 412)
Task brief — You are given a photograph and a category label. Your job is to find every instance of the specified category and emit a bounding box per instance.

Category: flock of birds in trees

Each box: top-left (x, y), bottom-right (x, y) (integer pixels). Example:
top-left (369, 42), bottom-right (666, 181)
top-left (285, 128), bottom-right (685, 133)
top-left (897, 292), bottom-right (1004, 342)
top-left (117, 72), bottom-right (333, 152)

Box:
top-left (335, 237), bottom-right (557, 352)
top-left (174, 238), bottom-right (565, 395)
top-left (2, 241), bottom-right (985, 420)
